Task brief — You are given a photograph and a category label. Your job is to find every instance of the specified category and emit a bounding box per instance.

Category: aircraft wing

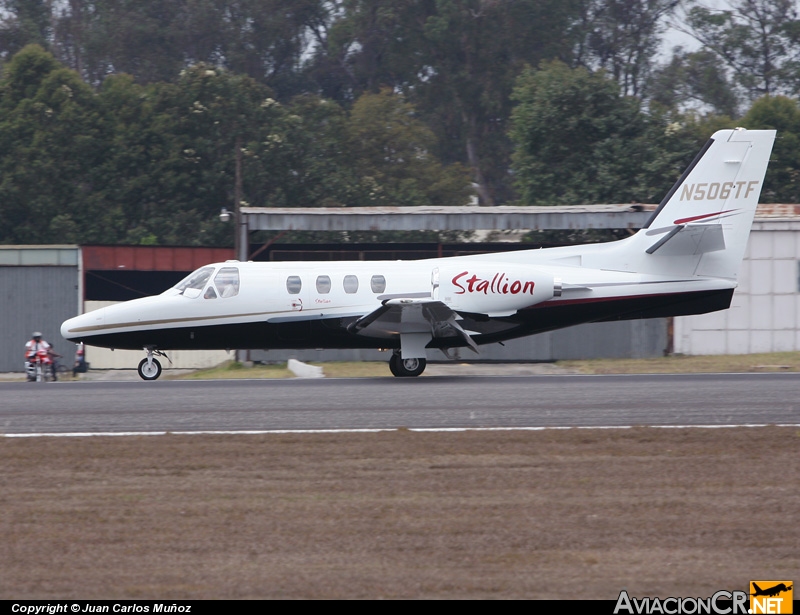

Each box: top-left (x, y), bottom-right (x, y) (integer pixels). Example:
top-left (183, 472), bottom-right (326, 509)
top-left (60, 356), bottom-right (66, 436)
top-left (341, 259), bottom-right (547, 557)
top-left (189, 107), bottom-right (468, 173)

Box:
top-left (348, 298), bottom-right (479, 353)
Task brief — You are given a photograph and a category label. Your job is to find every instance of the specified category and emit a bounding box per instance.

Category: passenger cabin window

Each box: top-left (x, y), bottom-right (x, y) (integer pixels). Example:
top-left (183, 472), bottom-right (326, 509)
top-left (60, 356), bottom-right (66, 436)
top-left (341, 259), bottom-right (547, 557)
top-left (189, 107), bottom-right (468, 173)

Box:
top-left (214, 267), bottom-right (240, 298)
top-left (316, 275), bottom-right (331, 294)
top-left (370, 275), bottom-right (386, 293)
top-left (286, 275), bottom-right (302, 294)
top-left (343, 275), bottom-right (359, 294)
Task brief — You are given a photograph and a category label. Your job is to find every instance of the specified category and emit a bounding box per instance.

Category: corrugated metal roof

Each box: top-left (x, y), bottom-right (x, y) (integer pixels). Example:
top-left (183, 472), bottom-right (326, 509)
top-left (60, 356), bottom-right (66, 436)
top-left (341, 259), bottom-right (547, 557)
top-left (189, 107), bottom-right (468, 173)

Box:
top-left (239, 203), bottom-right (800, 232)
top-left (242, 204), bottom-right (655, 215)
top-left (0, 246), bottom-right (80, 266)
top-left (240, 204), bottom-right (658, 231)
top-left (755, 204), bottom-right (800, 218)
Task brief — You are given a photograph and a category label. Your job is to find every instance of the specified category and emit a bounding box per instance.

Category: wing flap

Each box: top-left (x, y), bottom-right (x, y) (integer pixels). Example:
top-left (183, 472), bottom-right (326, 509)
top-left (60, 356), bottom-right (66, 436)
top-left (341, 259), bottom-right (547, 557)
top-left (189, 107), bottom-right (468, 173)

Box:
top-left (349, 298), bottom-right (478, 353)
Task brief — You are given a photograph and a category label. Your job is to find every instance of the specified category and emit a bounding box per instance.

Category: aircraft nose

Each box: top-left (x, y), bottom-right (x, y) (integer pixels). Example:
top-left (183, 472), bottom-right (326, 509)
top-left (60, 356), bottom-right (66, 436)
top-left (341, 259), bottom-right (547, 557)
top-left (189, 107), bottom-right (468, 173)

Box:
top-left (61, 308), bottom-right (105, 341)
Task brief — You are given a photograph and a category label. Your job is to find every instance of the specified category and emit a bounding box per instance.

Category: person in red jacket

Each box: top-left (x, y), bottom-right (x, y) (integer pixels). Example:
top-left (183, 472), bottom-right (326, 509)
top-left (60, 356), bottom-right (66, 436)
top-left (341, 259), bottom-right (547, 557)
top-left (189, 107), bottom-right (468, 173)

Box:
top-left (24, 331), bottom-right (61, 381)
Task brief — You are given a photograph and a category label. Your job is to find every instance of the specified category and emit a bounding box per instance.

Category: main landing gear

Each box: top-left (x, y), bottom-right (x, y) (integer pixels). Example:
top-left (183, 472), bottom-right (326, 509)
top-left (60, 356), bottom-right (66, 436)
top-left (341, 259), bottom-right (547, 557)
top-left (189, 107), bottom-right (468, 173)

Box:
top-left (137, 348), bottom-right (169, 381)
top-left (389, 351), bottom-right (426, 378)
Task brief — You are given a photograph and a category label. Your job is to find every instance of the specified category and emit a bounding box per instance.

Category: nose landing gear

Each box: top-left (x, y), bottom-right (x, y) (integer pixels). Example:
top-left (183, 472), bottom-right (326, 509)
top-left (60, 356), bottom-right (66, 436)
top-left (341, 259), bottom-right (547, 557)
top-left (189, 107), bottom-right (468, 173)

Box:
top-left (138, 348), bottom-right (170, 381)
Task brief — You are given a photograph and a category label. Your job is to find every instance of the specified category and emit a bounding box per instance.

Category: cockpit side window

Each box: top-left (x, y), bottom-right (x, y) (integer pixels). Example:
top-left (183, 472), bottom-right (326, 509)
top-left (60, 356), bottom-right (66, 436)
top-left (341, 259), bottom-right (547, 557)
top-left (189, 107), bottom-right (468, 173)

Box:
top-left (214, 267), bottom-right (240, 298)
top-left (175, 267), bottom-right (214, 296)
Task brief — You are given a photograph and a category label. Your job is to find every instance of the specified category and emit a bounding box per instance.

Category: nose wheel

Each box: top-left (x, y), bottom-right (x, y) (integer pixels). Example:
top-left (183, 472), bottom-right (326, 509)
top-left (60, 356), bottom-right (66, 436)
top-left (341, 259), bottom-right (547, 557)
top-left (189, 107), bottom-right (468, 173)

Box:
top-left (138, 348), bottom-right (169, 380)
top-left (138, 358), bottom-right (162, 380)
top-left (389, 353), bottom-right (426, 377)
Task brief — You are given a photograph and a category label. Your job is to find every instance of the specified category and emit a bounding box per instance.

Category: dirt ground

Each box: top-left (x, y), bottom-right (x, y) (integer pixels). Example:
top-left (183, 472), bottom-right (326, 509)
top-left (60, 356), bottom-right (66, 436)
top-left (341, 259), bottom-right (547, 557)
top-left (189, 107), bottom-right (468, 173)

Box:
top-left (1, 426), bottom-right (798, 599)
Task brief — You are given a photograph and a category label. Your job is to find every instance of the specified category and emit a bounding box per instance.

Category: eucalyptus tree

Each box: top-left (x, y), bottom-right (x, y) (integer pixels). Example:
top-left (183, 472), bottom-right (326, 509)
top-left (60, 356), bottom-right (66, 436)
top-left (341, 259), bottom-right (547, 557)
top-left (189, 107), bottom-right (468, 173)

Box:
top-left (309, 0), bottom-right (580, 206)
top-left (572, 0), bottom-right (680, 98)
top-left (649, 47), bottom-right (740, 117)
top-left (0, 0), bottom-right (51, 60)
top-left (684, 0), bottom-right (800, 102)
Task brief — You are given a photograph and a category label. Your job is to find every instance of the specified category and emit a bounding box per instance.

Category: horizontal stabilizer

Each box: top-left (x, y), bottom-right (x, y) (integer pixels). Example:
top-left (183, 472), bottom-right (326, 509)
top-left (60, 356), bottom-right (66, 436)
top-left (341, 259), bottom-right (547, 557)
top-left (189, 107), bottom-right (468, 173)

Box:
top-left (646, 224), bottom-right (725, 256)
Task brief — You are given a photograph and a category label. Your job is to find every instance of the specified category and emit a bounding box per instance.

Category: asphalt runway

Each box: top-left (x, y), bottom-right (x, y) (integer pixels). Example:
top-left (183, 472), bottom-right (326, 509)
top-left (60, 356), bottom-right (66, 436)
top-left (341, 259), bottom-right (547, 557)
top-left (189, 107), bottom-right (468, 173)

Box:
top-left (2, 373), bottom-right (799, 434)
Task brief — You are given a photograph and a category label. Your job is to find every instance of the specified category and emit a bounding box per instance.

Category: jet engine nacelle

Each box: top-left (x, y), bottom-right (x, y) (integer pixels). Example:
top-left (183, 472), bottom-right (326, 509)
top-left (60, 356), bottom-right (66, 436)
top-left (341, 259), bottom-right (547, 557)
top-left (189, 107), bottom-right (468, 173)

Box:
top-left (435, 264), bottom-right (558, 316)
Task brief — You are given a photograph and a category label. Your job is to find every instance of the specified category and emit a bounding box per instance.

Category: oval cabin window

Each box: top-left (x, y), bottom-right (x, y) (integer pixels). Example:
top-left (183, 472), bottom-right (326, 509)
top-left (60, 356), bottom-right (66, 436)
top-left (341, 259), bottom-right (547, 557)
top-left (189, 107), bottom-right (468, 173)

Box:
top-left (343, 275), bottom-right (359, 294)
top-left (370, 275), bottom-right (386, 293)
top-left (286, 276), bottom-right (302, 294)
top-left (316, 275), bottom-right (331, 294)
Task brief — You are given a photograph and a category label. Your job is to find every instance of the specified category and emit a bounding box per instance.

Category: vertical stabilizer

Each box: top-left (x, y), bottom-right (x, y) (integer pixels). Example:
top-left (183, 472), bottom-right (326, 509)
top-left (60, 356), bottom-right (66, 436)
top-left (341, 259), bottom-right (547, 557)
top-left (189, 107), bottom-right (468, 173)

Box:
top-left (639, 128), bottom-right (775, 279)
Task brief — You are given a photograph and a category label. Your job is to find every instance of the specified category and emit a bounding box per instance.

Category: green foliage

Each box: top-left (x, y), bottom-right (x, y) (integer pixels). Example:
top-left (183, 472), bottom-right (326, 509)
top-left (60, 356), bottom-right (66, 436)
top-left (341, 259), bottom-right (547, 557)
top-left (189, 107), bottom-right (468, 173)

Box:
top-left (0, 45), bottom-right (112, 243)
top-left (685, 0), bottom-right (800, 102)
top-left (0, 0), bottom-right (50, 58)
top-left (511, 61), bottom-right (642, 205)
top-left (649, 48), bottom-right (740, 117)
top-left (510, 61), bottom-right (710, 206)
top-left (573, 0), bottom-right (681, 98)
top-left (2, 3), bottom-right (800, 249)
top-left (0, 47), bottom-right (472, 246)
top-left (0, 42), bottom-right (59, 106)
top-left (741, 95), bottom-right (800, 203)
top-left (345, 88), bottom-right (471, 207)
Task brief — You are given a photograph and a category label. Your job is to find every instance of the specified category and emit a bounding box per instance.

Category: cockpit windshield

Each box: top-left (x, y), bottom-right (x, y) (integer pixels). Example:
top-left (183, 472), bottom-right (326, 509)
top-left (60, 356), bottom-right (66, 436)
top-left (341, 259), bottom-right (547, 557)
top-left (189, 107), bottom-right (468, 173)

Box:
top-left (170, 265), bottom-right (241, 299)
top-left (174, 267), bottom-right (214, 295)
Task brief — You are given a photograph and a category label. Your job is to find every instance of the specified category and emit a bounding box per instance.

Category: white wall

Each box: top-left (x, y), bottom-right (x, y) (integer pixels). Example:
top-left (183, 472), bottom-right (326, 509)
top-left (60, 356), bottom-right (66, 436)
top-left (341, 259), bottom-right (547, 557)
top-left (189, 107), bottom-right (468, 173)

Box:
top-left (674, 222), bottom-right (800, 354)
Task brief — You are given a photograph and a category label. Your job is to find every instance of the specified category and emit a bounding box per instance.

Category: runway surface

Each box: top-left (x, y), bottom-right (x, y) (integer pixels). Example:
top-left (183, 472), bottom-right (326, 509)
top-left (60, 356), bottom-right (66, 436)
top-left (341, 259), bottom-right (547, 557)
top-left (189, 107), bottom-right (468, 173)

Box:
top-left (2, 373), bottom-right (799, 434)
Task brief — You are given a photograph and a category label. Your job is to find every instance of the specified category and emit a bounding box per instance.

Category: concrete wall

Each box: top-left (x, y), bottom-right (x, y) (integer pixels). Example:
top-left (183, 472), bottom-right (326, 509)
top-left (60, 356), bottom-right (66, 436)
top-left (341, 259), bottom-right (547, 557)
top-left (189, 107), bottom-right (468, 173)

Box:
top-left (674, 222), bottom-right (800, 354)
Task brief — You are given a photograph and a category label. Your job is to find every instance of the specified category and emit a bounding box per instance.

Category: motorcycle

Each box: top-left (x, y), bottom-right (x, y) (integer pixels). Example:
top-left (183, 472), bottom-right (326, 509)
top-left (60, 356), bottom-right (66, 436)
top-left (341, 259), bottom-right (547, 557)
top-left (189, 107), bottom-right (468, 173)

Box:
top-left (26, 348), bottom-right (54, 382)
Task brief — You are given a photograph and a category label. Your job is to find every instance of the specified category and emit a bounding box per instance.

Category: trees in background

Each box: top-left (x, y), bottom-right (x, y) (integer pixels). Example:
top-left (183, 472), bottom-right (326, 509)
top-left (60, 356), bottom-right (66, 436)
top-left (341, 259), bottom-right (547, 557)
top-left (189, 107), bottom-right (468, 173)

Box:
top-left (1, 2), bottom-right (800, 246)
top-left (572, 0), bottom-right (681, 98)
top-left (683, 0), bottom-right (800, 102)
top-left (1, 0), bottom-right (684, 207)
top-left (0, 44), bottom-right (108, 243)
top-left (509, 61), bottom-right (702, 206)
top-left (741, 95), bottom-right (800, 203)
top-left (0, 45), bottom-right (472, 244)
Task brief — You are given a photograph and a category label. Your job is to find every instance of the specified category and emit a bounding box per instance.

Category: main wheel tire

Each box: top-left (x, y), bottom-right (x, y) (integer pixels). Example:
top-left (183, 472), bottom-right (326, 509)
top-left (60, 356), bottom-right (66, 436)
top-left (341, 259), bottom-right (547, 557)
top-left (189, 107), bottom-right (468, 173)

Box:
top-left (389, 354), bottom-right (426, 378)
top-left (138, 358), bottom-right (162, 381)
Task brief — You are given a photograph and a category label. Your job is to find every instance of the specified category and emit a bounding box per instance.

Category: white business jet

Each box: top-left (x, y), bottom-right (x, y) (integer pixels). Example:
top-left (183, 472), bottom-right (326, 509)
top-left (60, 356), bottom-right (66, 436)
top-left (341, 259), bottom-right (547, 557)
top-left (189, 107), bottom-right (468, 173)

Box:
top-left (61, 128), bottom-right (776, 380)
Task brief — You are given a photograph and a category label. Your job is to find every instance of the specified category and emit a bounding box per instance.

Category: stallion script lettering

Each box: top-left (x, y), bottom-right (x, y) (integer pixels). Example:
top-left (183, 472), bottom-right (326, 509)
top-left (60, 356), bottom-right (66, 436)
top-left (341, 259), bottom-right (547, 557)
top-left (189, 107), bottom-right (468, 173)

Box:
top-left (451, 271), bottom-right (535, 295)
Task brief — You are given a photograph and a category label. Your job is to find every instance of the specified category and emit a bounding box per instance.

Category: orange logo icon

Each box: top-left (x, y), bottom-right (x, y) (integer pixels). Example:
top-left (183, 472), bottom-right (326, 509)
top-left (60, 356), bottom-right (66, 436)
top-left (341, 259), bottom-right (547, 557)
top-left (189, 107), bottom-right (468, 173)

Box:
top-left (750, 581), bottom-right (793, 614)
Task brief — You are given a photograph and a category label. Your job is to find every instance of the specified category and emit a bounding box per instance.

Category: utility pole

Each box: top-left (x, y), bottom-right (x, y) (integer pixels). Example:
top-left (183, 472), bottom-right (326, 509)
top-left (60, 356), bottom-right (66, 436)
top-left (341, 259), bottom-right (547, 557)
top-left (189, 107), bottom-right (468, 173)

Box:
top-left (234, 135), bottom-right (247, 262)
top-left (233, 135), bottom-right (248, 364)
